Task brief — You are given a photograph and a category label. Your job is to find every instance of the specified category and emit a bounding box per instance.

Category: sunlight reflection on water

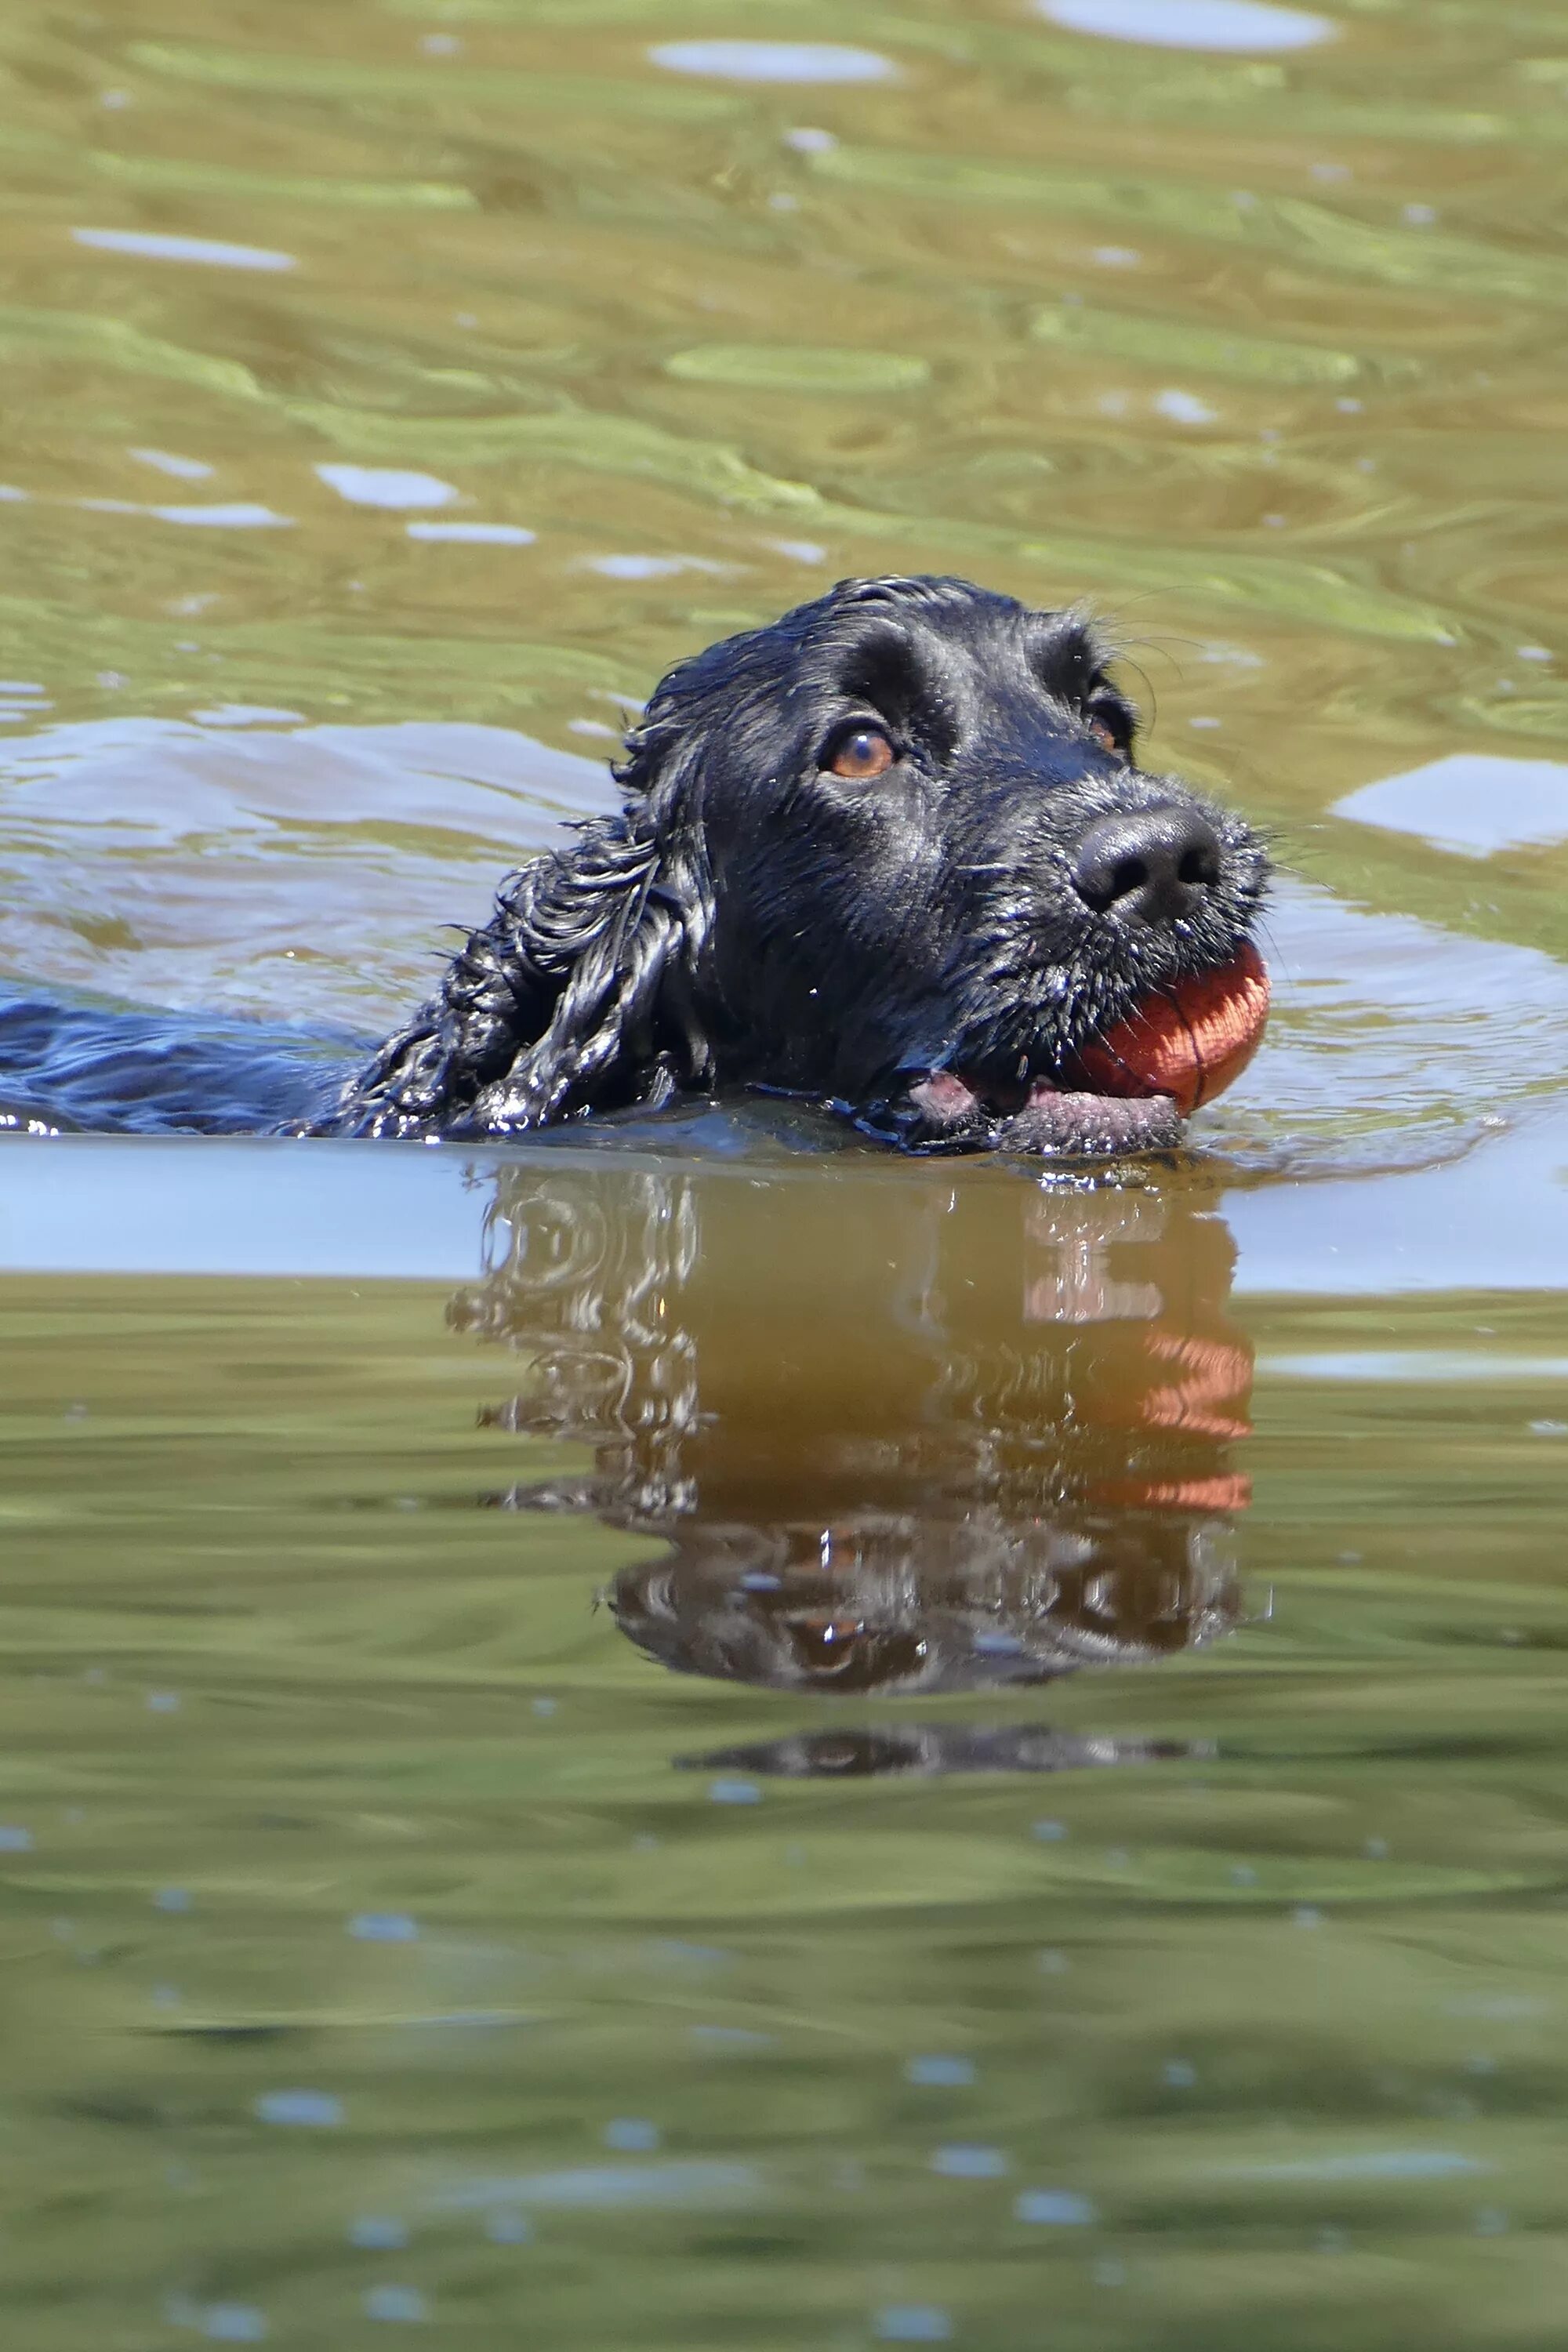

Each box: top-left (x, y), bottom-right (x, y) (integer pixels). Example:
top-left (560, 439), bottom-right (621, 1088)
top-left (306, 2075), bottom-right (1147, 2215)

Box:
top-left (649, 41), bottom-right (898, 82)
top-left (71, 227), bottom-right (298, 269)
top-left (1038, 0), bottom-right (1334, 49)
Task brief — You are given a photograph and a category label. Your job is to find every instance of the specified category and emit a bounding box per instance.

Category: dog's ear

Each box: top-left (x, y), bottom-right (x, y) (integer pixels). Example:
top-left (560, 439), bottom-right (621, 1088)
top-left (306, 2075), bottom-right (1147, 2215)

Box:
top-left (327, 725), bottom-right (715, 1138)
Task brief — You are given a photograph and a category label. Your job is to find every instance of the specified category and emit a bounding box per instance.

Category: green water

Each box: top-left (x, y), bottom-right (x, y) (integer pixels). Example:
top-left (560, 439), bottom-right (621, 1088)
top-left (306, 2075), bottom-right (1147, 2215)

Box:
top-left (1, 0), bottom-right (1567, 2343)
top-left (8, 1163), bottom-right (1568, 2351)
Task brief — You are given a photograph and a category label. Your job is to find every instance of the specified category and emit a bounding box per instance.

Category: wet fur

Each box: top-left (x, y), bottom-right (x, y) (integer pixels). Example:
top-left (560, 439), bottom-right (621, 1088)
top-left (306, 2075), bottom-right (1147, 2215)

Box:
top-left (322, 575), bottom-right (1267, 1147)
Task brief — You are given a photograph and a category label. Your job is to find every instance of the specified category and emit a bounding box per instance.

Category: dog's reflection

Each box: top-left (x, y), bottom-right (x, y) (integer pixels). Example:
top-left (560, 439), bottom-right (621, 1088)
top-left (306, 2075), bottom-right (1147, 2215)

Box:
top-left (452, 1158), bottom-right (1252, 1764)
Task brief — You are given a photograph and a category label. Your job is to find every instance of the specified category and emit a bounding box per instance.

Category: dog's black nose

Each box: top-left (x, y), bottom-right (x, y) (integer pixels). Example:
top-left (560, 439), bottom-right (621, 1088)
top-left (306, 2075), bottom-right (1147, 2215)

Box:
top-left (1069, 805), bottom-right (1222, 924)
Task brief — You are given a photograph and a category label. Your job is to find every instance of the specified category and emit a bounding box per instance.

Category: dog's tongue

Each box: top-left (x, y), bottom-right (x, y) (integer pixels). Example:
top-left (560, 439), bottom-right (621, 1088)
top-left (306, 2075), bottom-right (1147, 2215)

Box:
top-left (1061, 943), bottom-right (1270, 1116)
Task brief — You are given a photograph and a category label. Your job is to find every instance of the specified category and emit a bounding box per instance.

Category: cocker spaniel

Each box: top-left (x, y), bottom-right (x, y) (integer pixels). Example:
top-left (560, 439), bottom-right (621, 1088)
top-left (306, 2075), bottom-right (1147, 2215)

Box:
top-left (323, 573), bottom-right (1270, 1156)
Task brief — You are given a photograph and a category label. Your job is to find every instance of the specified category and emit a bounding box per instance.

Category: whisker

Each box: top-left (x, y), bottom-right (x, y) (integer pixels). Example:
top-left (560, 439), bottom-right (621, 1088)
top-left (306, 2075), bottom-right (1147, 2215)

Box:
top-left (1116, 655), bottom-right (1159, 731)
top-left (1074, 1007), bottom-right (1145, 1084)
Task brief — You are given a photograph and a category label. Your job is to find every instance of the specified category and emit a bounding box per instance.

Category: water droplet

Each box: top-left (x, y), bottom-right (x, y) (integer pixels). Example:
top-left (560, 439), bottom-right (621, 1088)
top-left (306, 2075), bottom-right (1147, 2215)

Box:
top-left (1153, 387), bottom-right (1217, 426)
top-left (363, 2284), bottom-right (427, 2323)
top-left (349, 1913), bottom-right (418, 1944)
top-left (350, 2218), bottom-right (409, 2251)
top-left (905, 2056), bottom-right (975, 2088)
top-left (709, 1780), bottom-right (761, 1806)
top-left (485, 2211), bottom-right (533, 2245)
top-left (1015, 2188), bottom-right (1096, 2225)
top-left (199, 2304), bottom-right (267, 2343)
top-left (874, 2307), bottom-right (951, 2343)
top-left (255, 2089), bottom-right (343, 2129)
top-left (931, 2144), bottom-right (1007, 2179)
top-left (604, 2119), bottom-right (660, 2153)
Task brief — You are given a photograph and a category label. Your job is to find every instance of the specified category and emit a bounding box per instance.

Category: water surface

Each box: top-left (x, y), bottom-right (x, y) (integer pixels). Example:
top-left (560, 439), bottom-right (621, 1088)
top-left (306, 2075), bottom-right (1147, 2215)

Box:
top-left (0, 0), bottom-right (1566, 2345)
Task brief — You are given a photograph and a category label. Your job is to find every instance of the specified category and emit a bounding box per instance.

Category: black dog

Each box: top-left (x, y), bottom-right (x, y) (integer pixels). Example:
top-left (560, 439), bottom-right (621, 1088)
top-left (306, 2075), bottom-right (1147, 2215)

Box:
top-left (322, 573), bottom-right (1268, 1155)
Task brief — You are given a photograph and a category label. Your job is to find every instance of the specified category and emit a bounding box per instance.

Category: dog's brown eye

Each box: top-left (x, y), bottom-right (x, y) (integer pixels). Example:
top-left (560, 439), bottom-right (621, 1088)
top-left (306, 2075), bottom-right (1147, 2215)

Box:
top-left (827, 728), bottom-right (895, 780)
top-left (1084, 689), bottom-right (1134, 758)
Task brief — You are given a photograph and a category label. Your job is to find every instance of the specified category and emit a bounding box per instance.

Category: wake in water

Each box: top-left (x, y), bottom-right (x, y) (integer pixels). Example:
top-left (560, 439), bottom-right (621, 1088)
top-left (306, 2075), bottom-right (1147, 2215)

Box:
top-left (0, 992), bottom-right (357, 1137)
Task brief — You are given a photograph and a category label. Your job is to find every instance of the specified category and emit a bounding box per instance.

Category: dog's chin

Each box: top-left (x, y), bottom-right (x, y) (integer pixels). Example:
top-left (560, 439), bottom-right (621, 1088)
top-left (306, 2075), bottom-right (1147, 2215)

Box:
top-left (858, 942), bottom-right (1271, 1162)
top-left (901, 1070), bottom-right (1185, 1158)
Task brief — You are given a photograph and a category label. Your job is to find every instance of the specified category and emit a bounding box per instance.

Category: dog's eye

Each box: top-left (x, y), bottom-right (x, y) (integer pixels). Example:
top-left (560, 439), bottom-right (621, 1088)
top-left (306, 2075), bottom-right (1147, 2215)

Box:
top-left (1084, 698), bottom-right (1132, 759)
top-left (826, 727), bottom-right (896, 780)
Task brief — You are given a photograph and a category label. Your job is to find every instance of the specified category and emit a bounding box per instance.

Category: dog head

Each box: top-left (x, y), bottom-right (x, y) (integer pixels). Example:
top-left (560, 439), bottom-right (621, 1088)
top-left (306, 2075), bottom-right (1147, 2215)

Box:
top-left (341, 574), bottom-right (1269, 1152)
top-left (616, 573), bottom-right (1269, 1151)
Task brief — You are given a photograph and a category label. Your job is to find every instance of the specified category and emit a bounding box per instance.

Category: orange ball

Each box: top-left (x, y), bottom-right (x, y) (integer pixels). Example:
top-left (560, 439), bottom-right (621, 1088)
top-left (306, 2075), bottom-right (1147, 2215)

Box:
top-left (1070, 943), bottom-right (1270, 1116)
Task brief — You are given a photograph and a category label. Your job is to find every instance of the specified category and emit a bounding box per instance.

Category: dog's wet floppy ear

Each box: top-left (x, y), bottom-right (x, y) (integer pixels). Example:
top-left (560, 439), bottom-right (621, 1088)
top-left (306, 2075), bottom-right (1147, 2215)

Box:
top-left (321, 721), bottom-right (716, 1138)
